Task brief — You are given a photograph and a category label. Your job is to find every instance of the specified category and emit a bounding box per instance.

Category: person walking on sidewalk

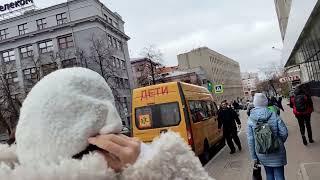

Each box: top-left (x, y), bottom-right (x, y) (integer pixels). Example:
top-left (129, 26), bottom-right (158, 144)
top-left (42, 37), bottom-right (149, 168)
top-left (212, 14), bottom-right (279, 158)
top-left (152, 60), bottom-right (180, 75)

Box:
top-left (247, 93), bottom-right (288, 180)
top-left (290, 87), bottom-right (314, 145)
top-left (278, 96), bottom-right (285, 112)
top-left (268, 98), bottom-right (281, 116)
top-left (218, 101), bottom-right (242, 154)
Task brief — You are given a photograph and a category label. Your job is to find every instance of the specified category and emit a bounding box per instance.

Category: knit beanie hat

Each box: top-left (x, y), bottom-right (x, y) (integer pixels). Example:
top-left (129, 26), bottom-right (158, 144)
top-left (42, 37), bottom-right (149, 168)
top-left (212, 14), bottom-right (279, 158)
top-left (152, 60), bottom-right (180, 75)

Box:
top-left (15, 67), bottom-right (123, 165)
top-left (253, 93), bottom-right (268, 107)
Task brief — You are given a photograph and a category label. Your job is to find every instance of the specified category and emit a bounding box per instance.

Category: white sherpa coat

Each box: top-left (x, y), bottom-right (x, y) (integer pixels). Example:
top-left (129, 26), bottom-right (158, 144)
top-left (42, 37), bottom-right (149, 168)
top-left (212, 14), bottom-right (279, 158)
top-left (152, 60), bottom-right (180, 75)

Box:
top-left (0, 132), bottom-right (215, 180)
top-left (0, 68), bottom-right (214, 179)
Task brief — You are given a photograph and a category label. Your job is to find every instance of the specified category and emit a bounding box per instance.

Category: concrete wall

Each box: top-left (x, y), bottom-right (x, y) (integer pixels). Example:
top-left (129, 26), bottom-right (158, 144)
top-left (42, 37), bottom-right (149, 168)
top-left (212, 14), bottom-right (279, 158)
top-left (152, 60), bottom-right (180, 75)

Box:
top-left (178, 47), bottom-right (243, 103)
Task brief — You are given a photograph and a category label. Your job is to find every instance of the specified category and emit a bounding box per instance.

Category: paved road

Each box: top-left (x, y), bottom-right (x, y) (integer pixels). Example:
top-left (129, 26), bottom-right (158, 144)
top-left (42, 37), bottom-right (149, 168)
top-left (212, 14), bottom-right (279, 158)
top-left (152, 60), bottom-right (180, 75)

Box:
top-left (205, 101), bottom-right (320, 180)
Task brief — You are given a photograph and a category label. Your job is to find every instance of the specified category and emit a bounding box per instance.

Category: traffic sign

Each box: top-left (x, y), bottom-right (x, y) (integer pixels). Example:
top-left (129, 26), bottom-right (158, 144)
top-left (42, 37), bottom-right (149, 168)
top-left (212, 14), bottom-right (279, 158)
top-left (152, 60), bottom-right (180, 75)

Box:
top-left (214, 84), bottom-right (223, 94)
top-left (207, 81), bottom-right (213, 92)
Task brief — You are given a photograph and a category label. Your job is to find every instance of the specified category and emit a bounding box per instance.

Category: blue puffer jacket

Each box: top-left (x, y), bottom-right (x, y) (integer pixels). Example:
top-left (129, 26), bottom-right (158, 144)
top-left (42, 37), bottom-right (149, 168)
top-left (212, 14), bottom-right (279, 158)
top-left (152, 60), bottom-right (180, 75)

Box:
top-left (247, 107), bottom-right (288, 167)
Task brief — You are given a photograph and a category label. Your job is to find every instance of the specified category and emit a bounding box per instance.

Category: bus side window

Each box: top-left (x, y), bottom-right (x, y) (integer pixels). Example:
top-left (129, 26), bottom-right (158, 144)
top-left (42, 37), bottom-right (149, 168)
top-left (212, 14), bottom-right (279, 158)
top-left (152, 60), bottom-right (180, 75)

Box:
top-left (189, 101), bottom-right (204, 123)
top-left (206, 101), bottom-right (213, 117)
top-left (211, 102), bottom-right (218, 116)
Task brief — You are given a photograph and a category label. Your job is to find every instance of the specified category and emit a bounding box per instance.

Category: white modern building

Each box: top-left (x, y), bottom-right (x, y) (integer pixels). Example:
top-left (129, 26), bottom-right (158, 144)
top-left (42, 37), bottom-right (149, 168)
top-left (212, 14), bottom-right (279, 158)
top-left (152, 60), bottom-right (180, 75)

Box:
top-left (278, 0), bottom-right (320, 111)
top-left (0, 0), bottom-right (133, 127)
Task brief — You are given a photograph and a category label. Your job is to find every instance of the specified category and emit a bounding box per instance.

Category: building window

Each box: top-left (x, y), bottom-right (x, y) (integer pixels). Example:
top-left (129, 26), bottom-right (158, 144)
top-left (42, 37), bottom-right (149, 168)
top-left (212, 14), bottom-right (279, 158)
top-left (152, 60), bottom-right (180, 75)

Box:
top-left (121, 60), bottom-right (126, 69)
top-left (0, 28), bottom-right (8, 40)
top-left (36, 18), bottom-right (46, 30)
top-left (39, 40), bottom-right (53, 54)
top-left (114, 21), bottom-right (119, 28)
top-left (23, 67), bottom-right (39, 80)
top-left (122, 97), bottom-right (128, 113)
top-left (56, 13), bottom-right (67, 25)
top-left (124, 79), bottom-right (129, 88)
top-left (20, 45), bottom-right (33, 58)
top-left (107, 35), bottom-right (112, 47)
top-left (58, 35), bottom-right (74, 49)
top-left (108, 17), bottom-right (113, 24)
top-left (61, 58), bottom-right (76, 68)
top-left (18, 23), bottom-right (28, 35)
top-left (11, 93), bottom-right (20, 100)
top-left (117, 40), bottom-right (123, 50)
top-left (5, 71), bottom-right (18, 84)
top-left (117, 58), bottom-right (121, 68)
top-left (42, 63), bottom-right (58, 76)
top-left (112, 37), bottom-right (117, 48)
top-left (111, 56), bottom-right (116, 67)
top-left (2, 50), bottom-right (15, 62)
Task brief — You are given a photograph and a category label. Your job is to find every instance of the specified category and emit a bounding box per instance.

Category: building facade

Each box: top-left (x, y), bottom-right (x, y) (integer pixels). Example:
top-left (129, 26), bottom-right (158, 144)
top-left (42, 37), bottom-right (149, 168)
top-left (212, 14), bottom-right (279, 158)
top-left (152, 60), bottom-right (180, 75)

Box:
top-left (162, 67), bottom-right (208, 87)
top-left (178, 47), bottom-right (243, 103)
top-left (241, 72), bottom-right (259, 100)
top-left (130, 57), bottom-right (160, 88)
top-left (280, 0), bottom-right (320, 112)
top-left (274, 0), bottom-right (292, 41)
top-left (0, 0), bottom-right (133, 127)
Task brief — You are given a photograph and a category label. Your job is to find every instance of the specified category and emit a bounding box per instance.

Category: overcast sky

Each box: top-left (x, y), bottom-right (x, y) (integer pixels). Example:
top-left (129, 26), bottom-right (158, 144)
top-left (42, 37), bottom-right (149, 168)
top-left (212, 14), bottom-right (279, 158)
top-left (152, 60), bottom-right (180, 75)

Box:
top-left (3, 0), bottom-right (283, 73)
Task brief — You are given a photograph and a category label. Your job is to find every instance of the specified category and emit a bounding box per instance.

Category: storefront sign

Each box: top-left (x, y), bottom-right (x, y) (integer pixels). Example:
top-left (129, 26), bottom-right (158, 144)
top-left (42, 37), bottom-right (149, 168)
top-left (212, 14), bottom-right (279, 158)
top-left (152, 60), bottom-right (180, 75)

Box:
top-left (279, 75), bottom-right (300, 83)
top-left (0, 0), bottom-right (34, 12)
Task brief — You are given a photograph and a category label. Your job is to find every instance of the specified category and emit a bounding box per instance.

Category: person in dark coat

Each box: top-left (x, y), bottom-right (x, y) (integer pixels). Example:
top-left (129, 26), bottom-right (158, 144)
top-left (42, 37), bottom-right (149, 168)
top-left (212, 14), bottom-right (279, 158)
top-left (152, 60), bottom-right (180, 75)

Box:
top-left (278, 97), bottom-right (285, 111)
top-left (232, 100), bottom-right (240, 110)
top-left (290, 87), bottom-right (314, 145)
top-left (218, 101), bottom-right (242, 154)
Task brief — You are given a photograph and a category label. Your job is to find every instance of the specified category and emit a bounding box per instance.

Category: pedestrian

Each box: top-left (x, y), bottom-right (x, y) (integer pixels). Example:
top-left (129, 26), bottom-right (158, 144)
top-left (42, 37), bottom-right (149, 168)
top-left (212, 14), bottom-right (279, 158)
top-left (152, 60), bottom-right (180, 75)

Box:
top-left (278, 97), bottom-right (285, 111)
top-left (247, 93), bottom-right (288, 180)
top-left (218, 101), bottom-right (242, 154)
top-left (233, 100), bottom-right (240, 110)
top-left (247, 101), bottom-right (254, 116)
top-left (290, 86), bottom-right (314, 145)
top-left (268, 98), bottom-right (281, 116)
top-left (0, 68), bottom-right (214, 180)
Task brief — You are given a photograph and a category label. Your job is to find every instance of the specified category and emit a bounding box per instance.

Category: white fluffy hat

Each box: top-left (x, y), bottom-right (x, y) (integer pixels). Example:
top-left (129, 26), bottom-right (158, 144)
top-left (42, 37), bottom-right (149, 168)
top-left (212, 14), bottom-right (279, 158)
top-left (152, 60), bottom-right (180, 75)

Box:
top-left (253, 93), bottom-right (268, 107)
top-left (16, 67), bottom-right (123, 165)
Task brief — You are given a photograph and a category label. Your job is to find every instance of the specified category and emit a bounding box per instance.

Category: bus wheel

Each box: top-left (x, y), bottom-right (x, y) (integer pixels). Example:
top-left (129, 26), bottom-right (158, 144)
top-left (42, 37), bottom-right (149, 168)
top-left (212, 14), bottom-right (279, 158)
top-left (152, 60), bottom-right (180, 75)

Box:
top-left (203, 140), bottom-right (211, 162)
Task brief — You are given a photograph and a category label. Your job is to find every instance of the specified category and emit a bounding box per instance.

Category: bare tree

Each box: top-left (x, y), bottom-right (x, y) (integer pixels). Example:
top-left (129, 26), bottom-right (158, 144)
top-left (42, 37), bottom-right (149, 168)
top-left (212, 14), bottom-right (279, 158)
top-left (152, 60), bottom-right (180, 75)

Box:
top-left (139, 45), bottom-right (165, 85)
top-left (0, 48), bottom-right (74, 139)
top-left (0, 65), bottom-right (22, 138)
top-left (76, 34), bottom-right (122, 104)
top-left (258, 62), bottom-right (289, 97)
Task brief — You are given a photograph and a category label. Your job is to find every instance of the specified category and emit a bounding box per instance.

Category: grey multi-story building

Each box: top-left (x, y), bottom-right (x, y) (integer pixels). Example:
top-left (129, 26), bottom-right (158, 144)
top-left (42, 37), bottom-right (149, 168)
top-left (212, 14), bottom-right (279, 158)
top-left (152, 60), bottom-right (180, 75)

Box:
top-left (178, 47), bottom-right (243, 103)
top-left (0, 0), bottom-right (133, 127)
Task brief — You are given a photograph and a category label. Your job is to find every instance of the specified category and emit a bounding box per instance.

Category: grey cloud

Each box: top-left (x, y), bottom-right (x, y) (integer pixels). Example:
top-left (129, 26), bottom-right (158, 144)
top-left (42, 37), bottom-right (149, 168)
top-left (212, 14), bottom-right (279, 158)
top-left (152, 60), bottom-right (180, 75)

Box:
top-left (7, 0), bottom-right (282, 73)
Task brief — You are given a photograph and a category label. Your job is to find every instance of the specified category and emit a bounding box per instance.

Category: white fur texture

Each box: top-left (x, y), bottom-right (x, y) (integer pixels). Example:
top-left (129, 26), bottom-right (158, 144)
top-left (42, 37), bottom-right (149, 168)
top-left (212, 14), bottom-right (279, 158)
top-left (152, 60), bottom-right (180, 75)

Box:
top-left (0, 132), bottom-right (215, 180)
top-left (122, 132), bottom-right (215, 180)
top-left (15, 67), bottom-right (122, 165)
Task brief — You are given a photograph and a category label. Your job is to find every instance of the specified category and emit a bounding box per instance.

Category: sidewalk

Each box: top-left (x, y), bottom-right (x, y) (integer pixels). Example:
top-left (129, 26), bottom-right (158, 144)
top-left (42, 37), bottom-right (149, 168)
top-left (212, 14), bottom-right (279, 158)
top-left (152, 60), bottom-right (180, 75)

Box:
top-left (205, 102), bottom-right (320, 180)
